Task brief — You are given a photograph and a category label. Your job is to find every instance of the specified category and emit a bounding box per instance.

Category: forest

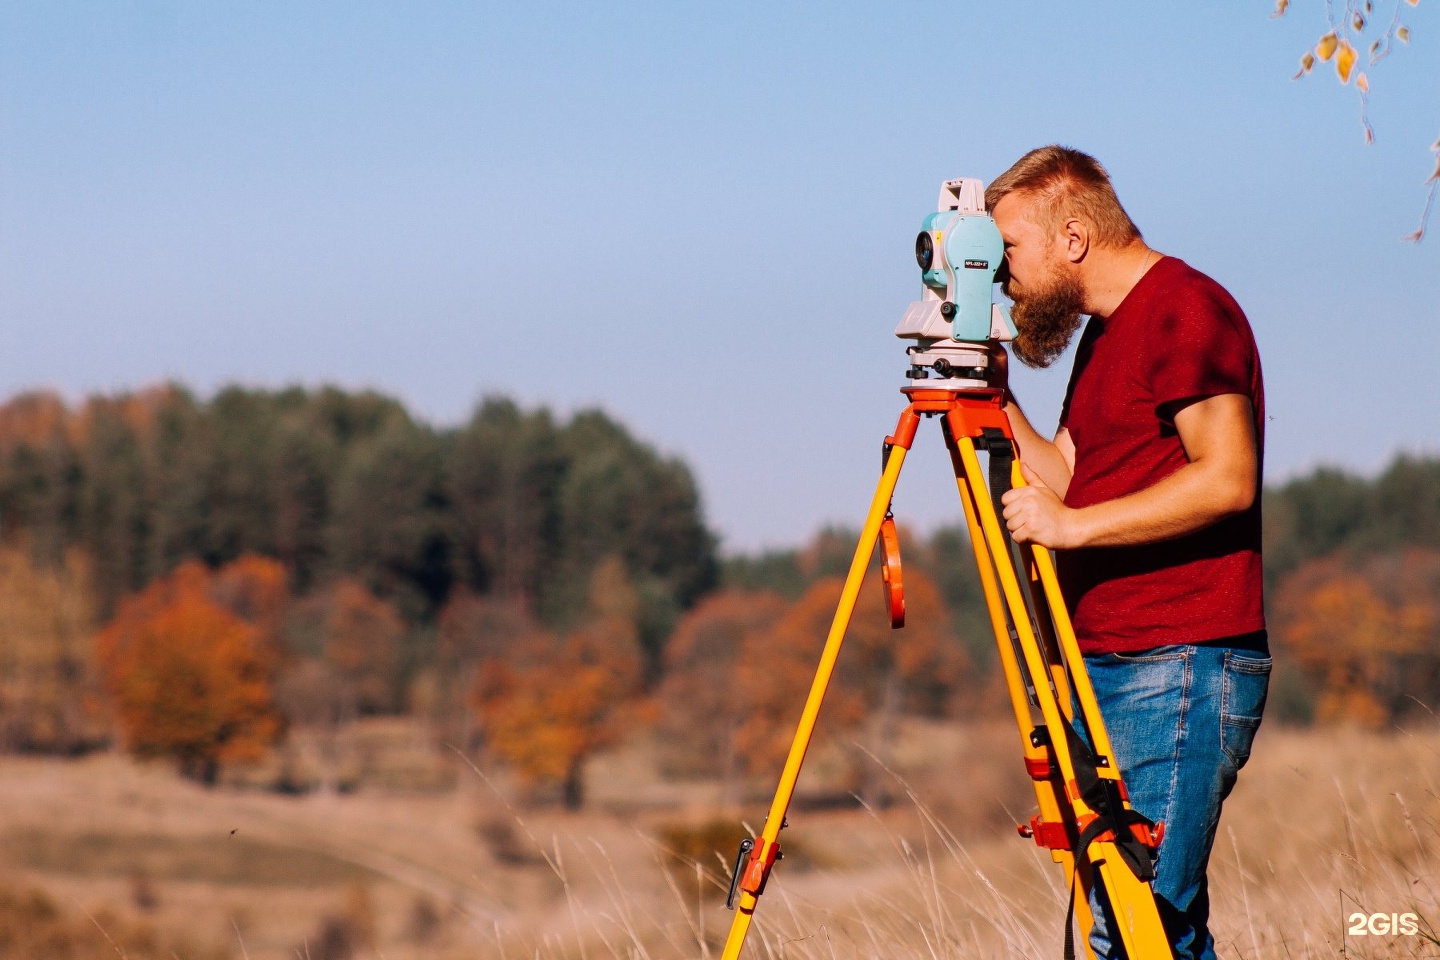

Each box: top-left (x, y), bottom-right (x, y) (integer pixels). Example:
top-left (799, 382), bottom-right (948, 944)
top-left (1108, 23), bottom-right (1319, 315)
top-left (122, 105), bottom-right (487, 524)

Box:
top-left (0, 384), bottom-right (1436, 807)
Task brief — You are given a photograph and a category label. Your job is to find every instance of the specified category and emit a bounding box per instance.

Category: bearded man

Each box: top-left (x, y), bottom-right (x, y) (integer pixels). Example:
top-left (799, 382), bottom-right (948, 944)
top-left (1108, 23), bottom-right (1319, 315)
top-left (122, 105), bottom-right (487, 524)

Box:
top-left (986, 146), bottom-right (1271, 960)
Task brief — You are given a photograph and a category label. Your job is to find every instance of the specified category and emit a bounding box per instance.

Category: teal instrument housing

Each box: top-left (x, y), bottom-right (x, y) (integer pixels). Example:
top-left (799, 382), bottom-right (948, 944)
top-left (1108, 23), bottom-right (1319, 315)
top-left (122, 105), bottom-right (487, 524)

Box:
top-left (917, 211), bottom-right (1004, 342)
top-left (897, 177), bottom-right (1014, 391)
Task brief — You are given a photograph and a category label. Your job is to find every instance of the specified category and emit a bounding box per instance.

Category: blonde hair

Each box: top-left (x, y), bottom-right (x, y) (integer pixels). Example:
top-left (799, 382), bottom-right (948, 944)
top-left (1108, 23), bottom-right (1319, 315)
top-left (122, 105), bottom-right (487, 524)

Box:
top-left (985, 146), bottom-right (1141, 248)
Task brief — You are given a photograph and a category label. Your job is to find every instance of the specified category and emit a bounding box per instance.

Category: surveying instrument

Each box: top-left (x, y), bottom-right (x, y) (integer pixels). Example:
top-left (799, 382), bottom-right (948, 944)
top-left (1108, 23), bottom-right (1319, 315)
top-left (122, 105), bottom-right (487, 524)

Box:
top-left (719, 179), bottom-right (1174, 960)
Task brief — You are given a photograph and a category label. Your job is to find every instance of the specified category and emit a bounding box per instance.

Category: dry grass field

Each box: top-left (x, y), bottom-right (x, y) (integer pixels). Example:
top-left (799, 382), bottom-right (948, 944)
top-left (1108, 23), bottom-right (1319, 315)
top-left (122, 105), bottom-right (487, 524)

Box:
top-left (0, 715), bottom-right (1436, 960)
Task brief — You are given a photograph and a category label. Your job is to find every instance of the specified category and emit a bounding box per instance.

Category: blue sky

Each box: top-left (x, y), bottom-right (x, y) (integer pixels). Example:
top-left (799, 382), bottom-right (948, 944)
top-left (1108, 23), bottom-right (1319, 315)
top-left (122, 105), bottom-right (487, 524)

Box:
top-left (1, 2), bottom-right (1436, 552)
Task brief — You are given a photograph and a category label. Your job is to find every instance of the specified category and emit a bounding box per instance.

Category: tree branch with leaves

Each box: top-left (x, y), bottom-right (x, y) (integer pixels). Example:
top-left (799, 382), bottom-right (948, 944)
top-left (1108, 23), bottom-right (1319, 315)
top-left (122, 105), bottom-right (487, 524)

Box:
top-left (1275, 0), bottom-right (1439, 240)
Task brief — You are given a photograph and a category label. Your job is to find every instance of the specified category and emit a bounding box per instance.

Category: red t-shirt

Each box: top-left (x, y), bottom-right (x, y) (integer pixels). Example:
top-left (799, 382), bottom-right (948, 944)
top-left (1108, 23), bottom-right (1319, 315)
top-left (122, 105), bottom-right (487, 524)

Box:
top-left (1055, 256), bottom-right (1265, 654)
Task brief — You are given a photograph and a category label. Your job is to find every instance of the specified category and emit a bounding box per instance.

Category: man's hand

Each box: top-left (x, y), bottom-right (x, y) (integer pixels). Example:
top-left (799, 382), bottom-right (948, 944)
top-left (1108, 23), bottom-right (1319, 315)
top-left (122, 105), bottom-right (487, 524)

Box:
top-left (1001, 463), bottom-right (1082, 548)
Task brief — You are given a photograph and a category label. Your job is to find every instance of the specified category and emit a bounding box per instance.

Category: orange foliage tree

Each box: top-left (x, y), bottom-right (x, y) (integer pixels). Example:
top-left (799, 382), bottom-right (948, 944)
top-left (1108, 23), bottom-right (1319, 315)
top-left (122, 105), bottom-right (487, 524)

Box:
top-left (472, 557), bottom-right (643, 808)
top-left (730, 568), bottom-right (967, 800)
top-left (430, 589), bottom-right (536, 748)
top-left (210, 554), bottom-right (290, 640)
top-left (659, 589), bottom-right (791, 799)
top-left (94, 558), bottom-right (285, 782)
top-left (1274, 549), bottom-right (1440, 726)
top-left (320, 579), bottom-right (404, 715)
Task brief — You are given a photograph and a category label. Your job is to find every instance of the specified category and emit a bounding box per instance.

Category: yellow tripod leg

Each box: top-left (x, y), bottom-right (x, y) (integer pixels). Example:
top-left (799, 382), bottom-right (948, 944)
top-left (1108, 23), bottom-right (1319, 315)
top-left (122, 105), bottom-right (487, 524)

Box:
top-left (1007, 463), bottom-right (1174, 958)
top-left (719, 435), bottom-right (911, 960)
top-left (955, 437), bottom-right (1172, 960)
top-left (950, 466), bottom-right (1100, 960)
top-left (1014, 473), bottom-right (1121, 766)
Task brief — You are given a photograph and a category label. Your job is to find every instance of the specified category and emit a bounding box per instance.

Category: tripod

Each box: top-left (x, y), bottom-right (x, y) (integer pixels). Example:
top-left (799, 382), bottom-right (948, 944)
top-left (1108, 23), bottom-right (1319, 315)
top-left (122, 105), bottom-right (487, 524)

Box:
top-left (720, 385), bottom-right (1174, 960)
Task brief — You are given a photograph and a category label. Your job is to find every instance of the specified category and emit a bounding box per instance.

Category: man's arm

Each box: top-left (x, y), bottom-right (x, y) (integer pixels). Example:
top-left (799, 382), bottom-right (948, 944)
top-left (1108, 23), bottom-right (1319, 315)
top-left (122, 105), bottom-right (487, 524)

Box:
top-left (1000, 393), bottom-right (1257, 549)
top-left (1004, 399), bottom-right (1074, 497)
top-left (991, 345), bottom-right (1075, 496)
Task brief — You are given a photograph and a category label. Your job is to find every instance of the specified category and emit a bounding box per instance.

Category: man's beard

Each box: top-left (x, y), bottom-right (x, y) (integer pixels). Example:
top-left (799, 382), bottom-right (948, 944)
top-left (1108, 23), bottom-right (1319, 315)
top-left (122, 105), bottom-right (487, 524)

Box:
top-left (1004, 266), bottom-right (1086, 369)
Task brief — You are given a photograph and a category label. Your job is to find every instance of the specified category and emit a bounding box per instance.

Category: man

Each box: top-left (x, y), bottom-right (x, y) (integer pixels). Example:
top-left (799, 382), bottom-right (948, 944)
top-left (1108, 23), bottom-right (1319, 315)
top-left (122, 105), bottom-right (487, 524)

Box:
top-left (986, 146), bottom-right (1271, 960)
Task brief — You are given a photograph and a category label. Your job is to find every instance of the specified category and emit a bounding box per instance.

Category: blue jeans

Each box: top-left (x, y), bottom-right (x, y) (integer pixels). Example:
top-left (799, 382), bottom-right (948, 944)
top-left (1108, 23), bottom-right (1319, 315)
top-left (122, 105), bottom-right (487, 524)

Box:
top-left (1073, 644), bottom-right (1271, 960)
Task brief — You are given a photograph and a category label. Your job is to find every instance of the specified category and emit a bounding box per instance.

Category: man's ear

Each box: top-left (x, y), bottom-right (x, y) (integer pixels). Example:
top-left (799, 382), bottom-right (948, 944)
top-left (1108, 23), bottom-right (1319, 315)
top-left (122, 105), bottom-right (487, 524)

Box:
top-left (1059, 217), bottom-right (1089, 264)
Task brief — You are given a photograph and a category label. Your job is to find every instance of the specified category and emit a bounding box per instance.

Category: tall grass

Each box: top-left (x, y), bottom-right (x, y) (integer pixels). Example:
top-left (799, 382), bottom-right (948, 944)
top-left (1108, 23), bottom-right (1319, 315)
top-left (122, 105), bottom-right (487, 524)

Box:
top-left (471, 720), bottom-right (1440, 960)
top-left (1, 721), bottom-right (1435, 959)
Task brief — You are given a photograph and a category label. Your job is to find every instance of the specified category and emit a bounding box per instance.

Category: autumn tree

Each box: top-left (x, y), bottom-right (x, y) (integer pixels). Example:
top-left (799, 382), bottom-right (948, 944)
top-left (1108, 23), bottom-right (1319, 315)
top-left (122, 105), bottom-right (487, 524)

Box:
top-left (94, 560), bottom-right (284, 782)
top-left (658, 589), bottom-right (791, 801)
top-left (723, 524), bottom-right (999, 679)
top-left (0, 547), bottom-right (107, 753)
top-left (902, 526), bottom-right (999, 685)
top-left (211, 554), bottom-right (290, 641)
top-left (472, 557), bottom-right (644, 809)
top-left (316, 579), bottom-right (405, 716)
top-left (731, 568), bottom-right (967, 802)
top-left (269, 576), bottom-right (404, 795)
top-left (429, 588), bottom-right (537, 749)
top-left (1273, 549), bottom-right (1440, 725)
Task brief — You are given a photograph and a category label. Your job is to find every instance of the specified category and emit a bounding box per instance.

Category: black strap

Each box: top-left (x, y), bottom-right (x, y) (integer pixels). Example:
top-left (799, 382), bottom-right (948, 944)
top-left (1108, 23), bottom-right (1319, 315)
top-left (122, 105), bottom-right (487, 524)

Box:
top-left (1062, 716), bottom-right (1160, 883)
top-left (977, 428), bottom-right (1014, 531)
top-left (968, 428), bottom-right (1040, 708)
top-left (1064, 867), bottom-right (1079, 960)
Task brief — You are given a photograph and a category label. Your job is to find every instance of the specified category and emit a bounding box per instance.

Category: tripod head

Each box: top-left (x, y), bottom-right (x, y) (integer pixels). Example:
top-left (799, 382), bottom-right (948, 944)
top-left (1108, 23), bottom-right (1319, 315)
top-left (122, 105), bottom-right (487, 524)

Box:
top-left (895, 178), bottom-right (1017, 390)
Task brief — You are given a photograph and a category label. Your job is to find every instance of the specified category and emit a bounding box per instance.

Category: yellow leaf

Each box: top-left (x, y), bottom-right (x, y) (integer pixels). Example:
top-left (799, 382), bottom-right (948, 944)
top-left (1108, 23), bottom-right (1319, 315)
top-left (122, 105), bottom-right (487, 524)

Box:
top-left (1272, 0), bottom-right (1289, 15)
top-left (1406, 0), bottom-right (1417, 6)
top-left (1398, 26), bottom-right (1411, 42)
top-left (1357, 71), bottom-right (1369, 93)
top-left (1353, 12), bottom-right (1367, 30)
top-left (1316, 32), bottom-right (1339, 60)
top-left (1293, 51), bottom-right (1316, 78)
top-left (1336, 40), bottom-right (1358, 83)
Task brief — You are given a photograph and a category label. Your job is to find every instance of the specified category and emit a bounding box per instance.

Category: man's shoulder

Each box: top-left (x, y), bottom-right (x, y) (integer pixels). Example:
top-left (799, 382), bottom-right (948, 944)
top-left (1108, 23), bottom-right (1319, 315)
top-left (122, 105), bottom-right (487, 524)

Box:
top-left (1146, 257), bottom-right (1246, 319)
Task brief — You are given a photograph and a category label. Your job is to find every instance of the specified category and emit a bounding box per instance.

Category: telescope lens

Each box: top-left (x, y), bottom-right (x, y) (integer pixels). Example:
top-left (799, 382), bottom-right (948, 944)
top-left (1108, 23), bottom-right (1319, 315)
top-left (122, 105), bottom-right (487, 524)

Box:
top-left (915, 232), bottom-right (933, 271)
